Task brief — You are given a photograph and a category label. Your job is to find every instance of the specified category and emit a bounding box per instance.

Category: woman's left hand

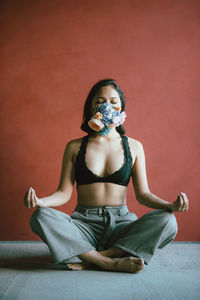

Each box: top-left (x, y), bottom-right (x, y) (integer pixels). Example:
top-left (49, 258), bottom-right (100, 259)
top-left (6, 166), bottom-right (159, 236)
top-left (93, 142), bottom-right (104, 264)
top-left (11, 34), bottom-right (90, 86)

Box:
top-left (171, 192), bottom-right (189, 212)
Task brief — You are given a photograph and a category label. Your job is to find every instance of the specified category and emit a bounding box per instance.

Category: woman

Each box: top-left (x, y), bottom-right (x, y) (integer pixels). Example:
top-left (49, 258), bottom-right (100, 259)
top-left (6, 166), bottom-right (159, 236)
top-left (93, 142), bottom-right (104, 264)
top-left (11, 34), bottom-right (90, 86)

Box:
top-left (24, 79), bottom-right (189, 273)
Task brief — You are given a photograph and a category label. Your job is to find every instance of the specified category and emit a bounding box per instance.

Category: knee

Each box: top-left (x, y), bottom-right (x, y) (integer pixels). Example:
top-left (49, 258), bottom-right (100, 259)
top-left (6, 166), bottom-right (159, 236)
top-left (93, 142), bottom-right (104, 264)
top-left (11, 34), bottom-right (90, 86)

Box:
top-left (30, 207), bottom-right (48, 231)
top-left (30, 208), bottom-right (39, 232)
top-left (169, 213), bottom-right (178, 238)
top-left (30, 207), bottom-right (47, 221)
top-left (160, 210), bottom-right (178, 238)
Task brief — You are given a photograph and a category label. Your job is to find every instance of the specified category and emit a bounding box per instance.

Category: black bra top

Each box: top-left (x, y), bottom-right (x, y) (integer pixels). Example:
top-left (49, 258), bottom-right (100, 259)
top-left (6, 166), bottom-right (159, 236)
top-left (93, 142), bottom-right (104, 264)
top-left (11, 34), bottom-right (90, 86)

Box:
top-left (75, 135), bottom-right (133, 187)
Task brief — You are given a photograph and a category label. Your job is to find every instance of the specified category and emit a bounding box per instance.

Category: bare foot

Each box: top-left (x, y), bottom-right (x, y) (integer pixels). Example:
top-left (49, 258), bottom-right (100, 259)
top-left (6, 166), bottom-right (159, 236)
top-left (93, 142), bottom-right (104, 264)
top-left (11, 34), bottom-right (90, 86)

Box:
top-left (103, 257), bottom-right (145, 273)
top-left (67, 262), bottom-right (98, 271)
top-left (67, 257), bottom-right (145, 273)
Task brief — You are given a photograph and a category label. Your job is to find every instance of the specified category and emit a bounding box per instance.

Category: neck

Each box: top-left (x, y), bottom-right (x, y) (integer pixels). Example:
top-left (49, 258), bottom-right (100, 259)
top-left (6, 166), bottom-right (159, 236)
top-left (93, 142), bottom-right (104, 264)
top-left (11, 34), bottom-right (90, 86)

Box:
top-left (90, 128), bottom-right (120, 140)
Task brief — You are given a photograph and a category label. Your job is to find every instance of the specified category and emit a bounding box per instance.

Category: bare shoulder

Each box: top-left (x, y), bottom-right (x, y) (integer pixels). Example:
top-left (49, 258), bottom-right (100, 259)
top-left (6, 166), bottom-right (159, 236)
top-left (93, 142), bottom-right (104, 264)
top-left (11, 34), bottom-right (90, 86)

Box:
top-left (127, 136), bottom-right (144, 157)
top-left (64, 136), bottom-right (86, 158)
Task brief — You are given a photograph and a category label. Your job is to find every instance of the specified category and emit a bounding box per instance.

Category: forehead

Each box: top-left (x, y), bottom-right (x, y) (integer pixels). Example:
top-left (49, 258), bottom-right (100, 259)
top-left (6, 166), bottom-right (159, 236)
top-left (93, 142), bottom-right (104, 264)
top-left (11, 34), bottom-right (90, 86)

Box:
top-left (95, 85), bottom-right (120, 99)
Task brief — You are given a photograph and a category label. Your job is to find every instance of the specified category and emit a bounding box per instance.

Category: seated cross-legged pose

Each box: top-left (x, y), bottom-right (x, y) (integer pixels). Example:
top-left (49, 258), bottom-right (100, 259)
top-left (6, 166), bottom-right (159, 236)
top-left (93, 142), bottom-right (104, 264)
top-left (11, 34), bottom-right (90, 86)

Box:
top-left (24, 79), bottom-right (189, 273)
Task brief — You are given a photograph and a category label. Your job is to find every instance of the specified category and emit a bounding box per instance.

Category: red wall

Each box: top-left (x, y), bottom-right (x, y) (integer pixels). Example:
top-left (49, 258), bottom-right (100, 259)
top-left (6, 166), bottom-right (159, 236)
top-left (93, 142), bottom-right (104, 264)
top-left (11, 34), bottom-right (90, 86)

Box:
top-left (0, 0), bottom-right (199, 241)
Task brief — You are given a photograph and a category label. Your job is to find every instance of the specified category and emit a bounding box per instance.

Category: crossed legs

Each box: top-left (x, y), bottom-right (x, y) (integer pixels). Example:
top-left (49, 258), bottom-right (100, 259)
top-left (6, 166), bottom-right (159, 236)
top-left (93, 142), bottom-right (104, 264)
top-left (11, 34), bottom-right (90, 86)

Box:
top-left (67, 247), bottom-right (145, 273)
top-left (67, 210), bottom-right (178, 273)
top-left (30, 208), bottom-right (177, 274)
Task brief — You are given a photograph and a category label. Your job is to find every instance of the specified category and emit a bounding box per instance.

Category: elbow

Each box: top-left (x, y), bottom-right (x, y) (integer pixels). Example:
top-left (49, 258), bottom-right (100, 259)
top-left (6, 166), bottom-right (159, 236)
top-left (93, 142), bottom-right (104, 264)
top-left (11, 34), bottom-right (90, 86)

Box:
top-left (135, 193), bottom-right (144, 204)
top-left (136, 196), bottom-right (145, 205)
top-left (136, 190), bottom-right (151, 204)
top-left (56, 188), bottom-right (72, 204)
top-left (62, 194), bottom-right (69, 204)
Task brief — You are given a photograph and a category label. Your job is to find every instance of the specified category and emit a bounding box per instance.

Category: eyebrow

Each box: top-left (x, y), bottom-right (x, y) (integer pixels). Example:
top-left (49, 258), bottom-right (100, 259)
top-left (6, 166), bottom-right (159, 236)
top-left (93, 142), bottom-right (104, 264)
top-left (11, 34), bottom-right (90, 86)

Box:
top-left (96, 97), bottom-right (118, 100)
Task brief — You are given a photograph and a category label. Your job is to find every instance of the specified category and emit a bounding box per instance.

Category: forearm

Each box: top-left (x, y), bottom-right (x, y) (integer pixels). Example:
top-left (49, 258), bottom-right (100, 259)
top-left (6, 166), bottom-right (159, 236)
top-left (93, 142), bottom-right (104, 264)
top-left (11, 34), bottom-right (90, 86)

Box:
top-left (38, 190), bottom-right (70, 208)
top-left (137, 192), bottom-right (173, 211)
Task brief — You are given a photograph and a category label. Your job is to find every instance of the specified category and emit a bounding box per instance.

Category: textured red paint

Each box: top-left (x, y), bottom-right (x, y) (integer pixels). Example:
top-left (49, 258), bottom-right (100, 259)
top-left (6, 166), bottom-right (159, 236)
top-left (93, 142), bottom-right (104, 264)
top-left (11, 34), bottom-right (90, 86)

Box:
top-left (0, 0), bottom-right (199, 240)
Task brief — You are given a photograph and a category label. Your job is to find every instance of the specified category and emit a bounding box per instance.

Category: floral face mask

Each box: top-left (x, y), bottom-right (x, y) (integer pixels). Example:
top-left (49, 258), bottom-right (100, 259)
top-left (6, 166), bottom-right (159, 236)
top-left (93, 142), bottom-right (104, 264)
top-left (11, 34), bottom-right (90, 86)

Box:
top-left (88, 102), bottom-right (126, 135)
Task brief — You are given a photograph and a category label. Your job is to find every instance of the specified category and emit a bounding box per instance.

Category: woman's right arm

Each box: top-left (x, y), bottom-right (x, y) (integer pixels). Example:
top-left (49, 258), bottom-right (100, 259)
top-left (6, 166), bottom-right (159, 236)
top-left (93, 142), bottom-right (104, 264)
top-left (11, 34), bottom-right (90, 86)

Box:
top-left (24, 140), bottom-right (76, 208)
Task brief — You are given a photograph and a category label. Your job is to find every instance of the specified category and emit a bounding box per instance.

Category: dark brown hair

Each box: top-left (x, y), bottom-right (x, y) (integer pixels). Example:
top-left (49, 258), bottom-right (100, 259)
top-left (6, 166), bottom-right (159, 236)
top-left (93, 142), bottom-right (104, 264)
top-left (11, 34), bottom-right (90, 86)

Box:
top-left (81, 79), bottom-right (126, 135)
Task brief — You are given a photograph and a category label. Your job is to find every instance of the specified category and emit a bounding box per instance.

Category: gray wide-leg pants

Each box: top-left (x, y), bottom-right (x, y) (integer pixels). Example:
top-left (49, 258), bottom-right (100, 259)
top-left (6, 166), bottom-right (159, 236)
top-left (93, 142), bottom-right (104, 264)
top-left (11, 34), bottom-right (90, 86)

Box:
top-left (30, 205), bottom-right (178, 265)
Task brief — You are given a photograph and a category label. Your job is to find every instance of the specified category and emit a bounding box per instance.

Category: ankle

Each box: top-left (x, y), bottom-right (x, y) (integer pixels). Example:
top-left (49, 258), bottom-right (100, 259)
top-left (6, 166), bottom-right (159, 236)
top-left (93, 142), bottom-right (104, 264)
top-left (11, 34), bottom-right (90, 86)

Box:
top-left (79, 250), bottom-right (113, 269)
top-left (99, 257), bottom-right (115, 270)
top-left (96, 255), bottom-right (114, 269)
top-left (101, 247), bottom-right (126, 258)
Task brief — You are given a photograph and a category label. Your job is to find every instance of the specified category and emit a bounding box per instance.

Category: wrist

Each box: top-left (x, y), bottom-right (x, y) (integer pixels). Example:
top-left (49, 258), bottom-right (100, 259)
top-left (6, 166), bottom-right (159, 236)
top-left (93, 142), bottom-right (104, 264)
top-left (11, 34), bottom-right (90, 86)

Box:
top-left (36, 198), bottom-right (45, 208)
top-left (166, 203), bottom-right (174, 212)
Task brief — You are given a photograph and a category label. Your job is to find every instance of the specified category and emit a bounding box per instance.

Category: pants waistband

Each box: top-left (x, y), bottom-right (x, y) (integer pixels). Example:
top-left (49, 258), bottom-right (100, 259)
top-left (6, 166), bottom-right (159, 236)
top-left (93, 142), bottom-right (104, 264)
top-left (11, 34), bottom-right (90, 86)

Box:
top-left (75, 205), bottom-right (128, 217)
top-left (75, 205), bottom-right (128, 251)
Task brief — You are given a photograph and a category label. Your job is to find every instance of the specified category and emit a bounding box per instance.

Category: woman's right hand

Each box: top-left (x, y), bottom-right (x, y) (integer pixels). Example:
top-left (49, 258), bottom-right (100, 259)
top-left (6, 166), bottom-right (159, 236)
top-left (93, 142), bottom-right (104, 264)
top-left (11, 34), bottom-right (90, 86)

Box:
top-left (24, 187), bottom-right (41, 208)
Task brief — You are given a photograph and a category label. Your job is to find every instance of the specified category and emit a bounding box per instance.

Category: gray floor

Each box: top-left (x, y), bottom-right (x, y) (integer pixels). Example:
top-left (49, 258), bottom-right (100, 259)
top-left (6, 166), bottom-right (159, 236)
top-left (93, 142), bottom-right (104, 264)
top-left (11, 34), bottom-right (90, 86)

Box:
top-left (0, 242), bottom-right (199, 300)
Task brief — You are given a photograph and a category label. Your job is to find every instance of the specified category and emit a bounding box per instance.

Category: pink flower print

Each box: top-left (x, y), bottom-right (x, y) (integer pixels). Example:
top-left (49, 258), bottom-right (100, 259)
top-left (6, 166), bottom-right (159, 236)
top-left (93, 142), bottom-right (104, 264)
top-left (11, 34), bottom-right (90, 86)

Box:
top-left (88, 119), bottom-right (104, 132)
top-left (113, 112), bottom-right (126, 126)
top-left (95, 112), bottom-right (103, 120)
top-left (114, 106), bottom-right (121, 112)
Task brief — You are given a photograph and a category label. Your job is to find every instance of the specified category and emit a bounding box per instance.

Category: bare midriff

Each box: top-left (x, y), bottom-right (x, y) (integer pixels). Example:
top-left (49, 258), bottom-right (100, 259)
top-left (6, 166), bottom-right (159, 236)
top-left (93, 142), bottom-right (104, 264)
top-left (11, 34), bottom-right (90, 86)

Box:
top-left (77, 182), bottom-right (128, 207)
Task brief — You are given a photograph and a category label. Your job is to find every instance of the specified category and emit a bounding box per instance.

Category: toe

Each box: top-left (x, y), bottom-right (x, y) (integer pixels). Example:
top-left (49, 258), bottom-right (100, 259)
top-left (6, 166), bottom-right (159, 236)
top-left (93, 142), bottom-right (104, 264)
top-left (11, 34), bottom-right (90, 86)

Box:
top-left (139, 258), bottom-right (144, 264)
top-left (66, 264), bottom-right (73, 270)
top-left (133, 257), bottom-right (144, 265)
top-left (135, 265), bottom-right (144, 273)
top-left (138, 264), bottom-right (144, 270)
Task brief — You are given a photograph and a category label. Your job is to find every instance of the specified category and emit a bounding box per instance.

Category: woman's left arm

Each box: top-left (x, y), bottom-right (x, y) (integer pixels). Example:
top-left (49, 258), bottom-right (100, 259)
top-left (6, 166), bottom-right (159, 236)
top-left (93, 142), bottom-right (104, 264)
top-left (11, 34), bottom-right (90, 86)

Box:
top-left (131, 140), bottom-right (189, 212)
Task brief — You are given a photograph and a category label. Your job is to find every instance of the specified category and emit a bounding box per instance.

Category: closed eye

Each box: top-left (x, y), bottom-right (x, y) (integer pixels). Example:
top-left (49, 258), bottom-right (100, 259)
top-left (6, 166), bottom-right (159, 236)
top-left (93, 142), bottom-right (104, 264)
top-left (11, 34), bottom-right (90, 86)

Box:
top-left (95, 99), bottom-right (105, 104)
